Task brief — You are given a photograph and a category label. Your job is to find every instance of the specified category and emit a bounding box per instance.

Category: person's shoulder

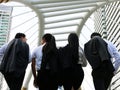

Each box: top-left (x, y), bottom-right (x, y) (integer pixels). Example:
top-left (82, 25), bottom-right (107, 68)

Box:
top-left (105, 40), bottom-right (116, 49)
top-left (59, 44), bottom-right (69, 51)
top-left (1, 43), bottom-right (8, 47)
top-left (92, 36), bottom-right (106, 44)
top-left (85, 40), bottom-right (91, 46)
top-left (23, 42), bottom-right (29, 49)
top-left (0, 43), bottom-right (8, 51)
top-left (39, 44), bottom-right (44, 48)
top-left (34, 45), bottom-right (43, 50)
top-left (105, 39), bottom-right (113, 44)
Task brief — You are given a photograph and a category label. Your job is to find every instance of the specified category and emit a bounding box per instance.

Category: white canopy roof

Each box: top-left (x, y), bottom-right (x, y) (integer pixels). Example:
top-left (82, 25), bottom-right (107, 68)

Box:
top-left (4, 0), bottom-right (119, 43)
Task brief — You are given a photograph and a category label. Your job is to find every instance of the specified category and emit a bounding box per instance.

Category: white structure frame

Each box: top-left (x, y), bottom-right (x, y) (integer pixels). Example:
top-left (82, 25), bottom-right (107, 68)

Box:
top-left (6, 0), bottom-right (120, 42)
top-left (1, 0), bottom-right (120, 90)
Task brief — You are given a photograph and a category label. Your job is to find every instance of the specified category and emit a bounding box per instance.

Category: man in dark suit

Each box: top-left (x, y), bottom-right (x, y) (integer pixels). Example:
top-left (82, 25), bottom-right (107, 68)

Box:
top-left (0, 33), bottom-right (30, 90)
top-left (84, 32), bottom-right (114, 90)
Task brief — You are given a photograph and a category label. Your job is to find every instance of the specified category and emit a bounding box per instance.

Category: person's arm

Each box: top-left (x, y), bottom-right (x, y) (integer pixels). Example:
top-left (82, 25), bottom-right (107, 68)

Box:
top-left (0, 44), bottom-right (7, 56)
top-left (108, 41), bottom-right (120, 72)
top-left (31, 58), bottom-right (38, 87)
top-left (28, 51), bottom-right (32, 63)
top-left (0, 44), bottom-right (7, 62)
top-left (78, 47), bottom-right (87, 67)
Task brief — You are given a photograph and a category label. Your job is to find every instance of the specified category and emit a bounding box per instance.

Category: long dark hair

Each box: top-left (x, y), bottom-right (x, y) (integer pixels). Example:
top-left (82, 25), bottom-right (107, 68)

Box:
top-left (42, 34), bottom-right (57, 54)
top-left (41, 34), bottom-right (57, 70)
top-left (68, 33), bottom-right (79, 63)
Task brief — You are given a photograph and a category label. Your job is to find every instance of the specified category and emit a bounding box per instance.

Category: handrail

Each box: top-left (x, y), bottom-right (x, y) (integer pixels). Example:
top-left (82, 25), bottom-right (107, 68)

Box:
top-left (109, 69), bottom-right (120, 90)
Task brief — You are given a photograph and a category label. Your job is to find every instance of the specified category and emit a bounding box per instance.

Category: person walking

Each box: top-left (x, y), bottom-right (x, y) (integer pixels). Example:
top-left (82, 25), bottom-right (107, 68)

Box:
top-left (91, 32), bottom-right (120, 73)
top-left (84, 32), bottom-right (115, 90)
top-left (0, 33), bottom-right (30, 90)
top-left (58, 33), bottom-right (87, 90)
top-left (31, 33), bottom-right (58, 90)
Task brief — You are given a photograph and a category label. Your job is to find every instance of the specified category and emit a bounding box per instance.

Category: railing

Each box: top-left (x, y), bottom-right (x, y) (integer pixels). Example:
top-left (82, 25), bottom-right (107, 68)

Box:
top-left (109, 68), bottom-right (120, 90)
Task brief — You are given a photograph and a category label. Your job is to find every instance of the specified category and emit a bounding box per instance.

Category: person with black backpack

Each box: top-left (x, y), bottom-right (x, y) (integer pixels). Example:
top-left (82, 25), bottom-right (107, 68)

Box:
top-left (31, 33), bottom-right (59, 90)
top-left (58, 33), bottom-right (87, 90)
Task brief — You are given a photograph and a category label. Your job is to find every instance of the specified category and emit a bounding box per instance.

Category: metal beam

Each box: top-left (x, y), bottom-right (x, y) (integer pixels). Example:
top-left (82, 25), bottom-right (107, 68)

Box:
top-left (43, 10), bottom-right (89, 17)
top-left (45, 23), bottom-right (79, 29)
top-left (5, 0), bottom-right (120, 90)
top-left (31, 0), bottom-right (105, 5)
top-left (45, 16), bottom-right (83, 24)
top-left (34, 2), bottom-right (99, 9)
top-left (11, 0), bottom-right (45, 45)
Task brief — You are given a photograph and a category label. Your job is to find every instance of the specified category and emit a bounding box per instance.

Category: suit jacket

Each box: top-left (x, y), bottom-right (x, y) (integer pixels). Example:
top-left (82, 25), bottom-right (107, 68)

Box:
top-left (0, 39), bottom-right (29, 77)
top-left (84, 36), bottom-right (114, 73)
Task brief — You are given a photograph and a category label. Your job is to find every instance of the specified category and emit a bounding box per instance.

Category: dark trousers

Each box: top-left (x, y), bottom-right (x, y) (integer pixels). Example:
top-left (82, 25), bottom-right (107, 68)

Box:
top-left (4, 72), bottom-right (25, 90)
top-left (62, 65), bottom-right (84, 90)
top-left (92, 67), bottom-right (114, 90)
top-left (37, 70), bottom-right (58, 90)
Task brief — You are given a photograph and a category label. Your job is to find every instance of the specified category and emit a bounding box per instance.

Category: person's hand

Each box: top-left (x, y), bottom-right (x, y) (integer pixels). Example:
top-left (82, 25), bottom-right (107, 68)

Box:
top-left (33, 79), bottom-right (38, 88)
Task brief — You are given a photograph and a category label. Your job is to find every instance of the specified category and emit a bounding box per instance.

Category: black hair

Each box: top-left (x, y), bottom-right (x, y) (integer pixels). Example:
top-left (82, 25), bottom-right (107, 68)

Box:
top-left (41, 34), bottom-right (57, 70)
top-left (42, 34), bottom-right (53, 42)
top-left (68, 33), bottom-right (79, 47)
top-left (91, 32), bottom-right (101, 38)
top-left (42, 33), bottom-right (56, 53)
top-left (15, 33), bottom-right (26, 38)
top-left (68, 33), bottom-right (79, 63)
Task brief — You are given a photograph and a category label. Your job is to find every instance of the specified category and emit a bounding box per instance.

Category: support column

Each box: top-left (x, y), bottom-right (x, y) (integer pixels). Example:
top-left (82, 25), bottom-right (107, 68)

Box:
top-left (21, 64), bottom-right (32, 90)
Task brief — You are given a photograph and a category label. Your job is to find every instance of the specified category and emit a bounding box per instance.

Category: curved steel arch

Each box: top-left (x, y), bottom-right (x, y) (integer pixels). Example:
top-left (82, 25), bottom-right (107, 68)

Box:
top-left (4, 0), bottom-right (120, 90)
top-left (9, 0), bottom-right (120, 39)
top-left (76, 0), bottom-right (120, 37)
top-left (11, 0), bottom-right (45, 44)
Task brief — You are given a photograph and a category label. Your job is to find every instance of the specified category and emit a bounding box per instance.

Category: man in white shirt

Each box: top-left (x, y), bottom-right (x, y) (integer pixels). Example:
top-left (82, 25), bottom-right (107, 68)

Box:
top-left (84, 34), bottom-right (114, 90)
top-left (91, 32), bottom-right (120, 73)
top-left (31, 34), bottom-right (49, 87)
top-left (31, 33), bottom-right (59, 90)
top-left (105, 40), bottom-right (120, 73)
top-left (32, 44), bottom-right (44, 71)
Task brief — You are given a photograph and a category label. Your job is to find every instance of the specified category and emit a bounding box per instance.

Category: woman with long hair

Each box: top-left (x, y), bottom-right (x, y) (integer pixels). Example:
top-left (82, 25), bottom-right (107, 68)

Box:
top-left (31, 33), bottom-right (58, 90)
top-left (59, 33), bottom-right (87, 90)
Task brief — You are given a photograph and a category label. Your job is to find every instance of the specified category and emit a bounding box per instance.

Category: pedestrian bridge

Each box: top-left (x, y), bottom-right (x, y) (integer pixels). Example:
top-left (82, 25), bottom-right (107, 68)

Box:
top-left (0, 0), bottom-right (120, 90)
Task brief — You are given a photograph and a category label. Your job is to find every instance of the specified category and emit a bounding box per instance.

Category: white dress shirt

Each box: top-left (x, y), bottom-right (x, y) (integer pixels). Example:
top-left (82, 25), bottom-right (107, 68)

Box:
top-left (105, 40), bottom-right (120, 72)
top-left (0, 44), bottom-right (8, 63)
top-left (31, 44), bottom-right (44, 70)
